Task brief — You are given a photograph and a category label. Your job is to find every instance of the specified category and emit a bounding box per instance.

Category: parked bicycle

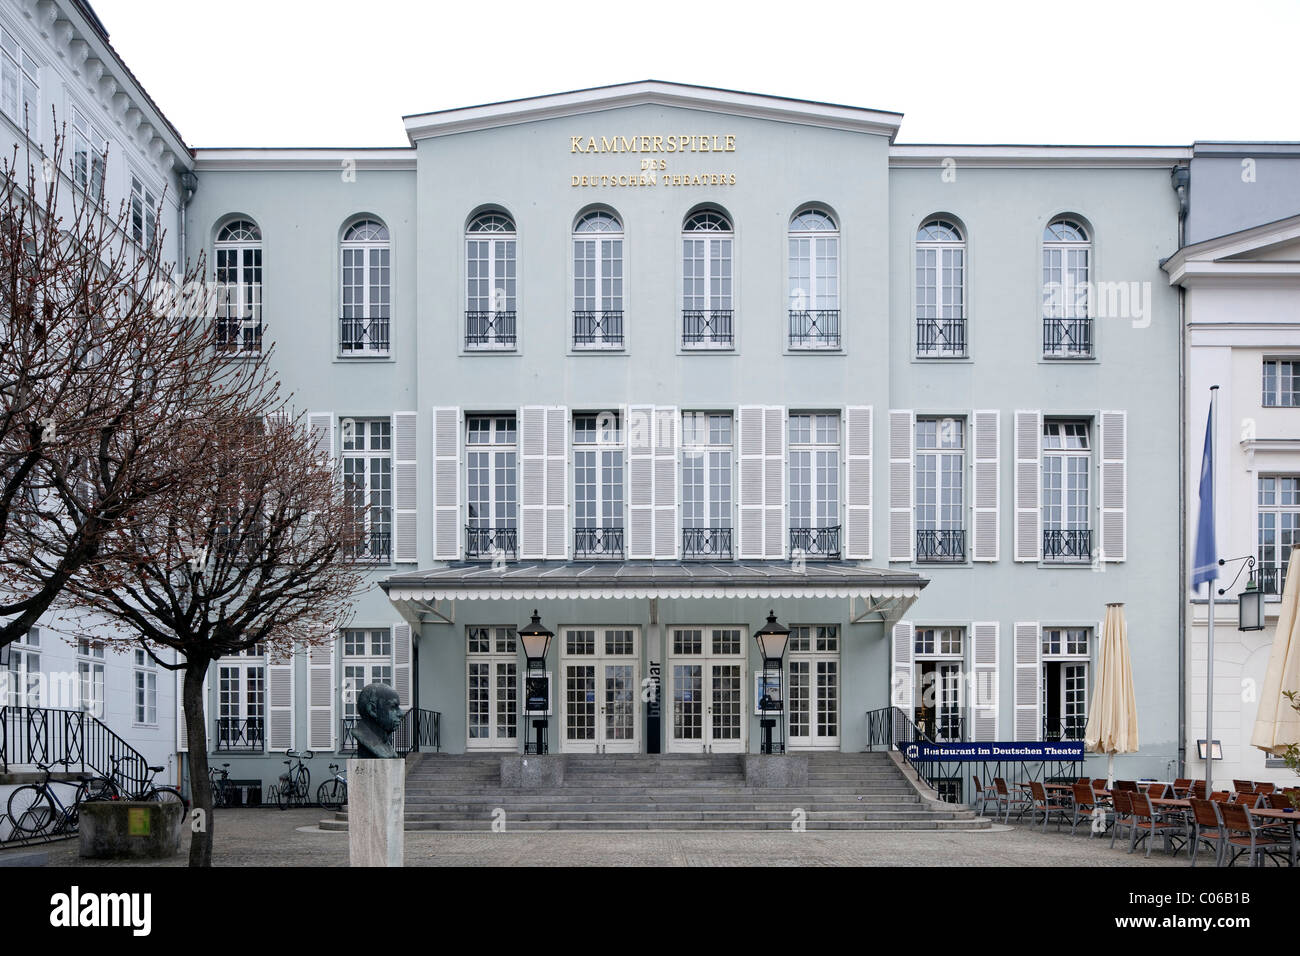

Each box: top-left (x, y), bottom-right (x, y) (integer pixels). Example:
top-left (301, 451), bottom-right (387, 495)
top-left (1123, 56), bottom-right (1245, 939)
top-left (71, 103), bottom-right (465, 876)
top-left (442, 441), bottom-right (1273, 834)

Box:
top-left (276, 749), bottom-right (314, 810)
top-left (209, 763), bottom-right (235, 808)
top-left (6, 759), bottom-right (104, 837)
top-left (316, 763), bottom-right (348, 811)
top-left (101, 755), bottom-right (187, 808)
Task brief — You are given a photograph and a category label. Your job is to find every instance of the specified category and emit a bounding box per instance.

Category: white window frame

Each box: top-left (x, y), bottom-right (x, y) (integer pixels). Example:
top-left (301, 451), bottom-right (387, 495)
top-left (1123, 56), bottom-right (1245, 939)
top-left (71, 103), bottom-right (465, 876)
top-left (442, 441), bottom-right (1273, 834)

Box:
top-left (913, 626), bottom-right (964, 741)
top-left (784, 624), bottom-right (840, 749)
top-left (682, 210), bottom-right (734, 349)
top-left (915, 218), bottom-right (966, 357)
top-left (788, 412), bottom-right (841, 541)
top-left (466, 626), bottom-right (520, 750)
top-left (1042, 218), bottom-right (1092, 358)
top-left (214, 219), bottom-right (263, 354)
top-left (341, 418), bottom-right (393, 564)
top-left (340, 219), bottom-right (392, 356)
top-left (1262, 358), bottom-right (1300, 408)
top-left (76, 638), bottom-right (106, 719)
top-left (573, 412), bottom-right (625, 543)
top-left (573, 211), bottom-right (624, 349)
top-left (1041, 626), bottom-right (1091, 739)
top-left (465, 415), bottom-right (518, 552)
top-left (788, 208), bottom-right (840, 350)
top-left (133, 650), bottom-right (158, 727)
top-left (341, 627), bottom-right (395, 721)
top-left (71, 105), bottom-right (108, 203)
top-left (0, 26), bottom-right (39, 129)
top-left (681, 411), bottom-right (733, 555)
top-left (465, 212), bottom-right (517, 350)
top-left (5, 629), bottom-right (41, 708)
top-left (1041, 419), bottom-right (1092, 562)
top-left (217, 653), bottom-right (265, 748)
top-left (1258, 474), bottom-right (1299, 596)
top-left (130, 173), bottom-right (159, 250)
top-left (914, 417), bottom-right (966, 559)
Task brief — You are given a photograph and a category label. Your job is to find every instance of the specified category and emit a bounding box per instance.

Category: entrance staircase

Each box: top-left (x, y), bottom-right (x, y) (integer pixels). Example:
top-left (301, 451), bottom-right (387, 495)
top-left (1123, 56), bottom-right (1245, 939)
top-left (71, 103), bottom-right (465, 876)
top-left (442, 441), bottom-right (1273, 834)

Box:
top-left (320, 752), bottom-right (990, 832)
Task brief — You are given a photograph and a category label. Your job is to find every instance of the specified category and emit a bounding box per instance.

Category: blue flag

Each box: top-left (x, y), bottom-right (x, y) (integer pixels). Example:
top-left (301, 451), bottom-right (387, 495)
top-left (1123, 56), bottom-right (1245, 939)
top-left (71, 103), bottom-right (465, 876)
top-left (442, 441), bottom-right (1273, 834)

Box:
top-left (1191, 400), bottom-right (1218, 592)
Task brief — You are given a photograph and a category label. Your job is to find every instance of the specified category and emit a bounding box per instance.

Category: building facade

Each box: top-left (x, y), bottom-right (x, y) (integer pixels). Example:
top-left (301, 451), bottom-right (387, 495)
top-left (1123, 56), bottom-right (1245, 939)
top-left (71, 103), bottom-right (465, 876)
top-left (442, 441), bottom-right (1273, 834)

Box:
top-left (1167, 142), bottom-right (1300, 787)
top-left (175, 83), bottom-right (1187, 794)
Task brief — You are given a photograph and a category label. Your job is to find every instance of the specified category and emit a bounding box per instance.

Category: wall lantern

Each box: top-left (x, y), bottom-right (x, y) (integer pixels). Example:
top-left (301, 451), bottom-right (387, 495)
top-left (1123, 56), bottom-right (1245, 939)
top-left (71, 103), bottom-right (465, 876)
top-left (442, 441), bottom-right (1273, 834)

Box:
top-left (1217, 556), bottom-right (1266, 632)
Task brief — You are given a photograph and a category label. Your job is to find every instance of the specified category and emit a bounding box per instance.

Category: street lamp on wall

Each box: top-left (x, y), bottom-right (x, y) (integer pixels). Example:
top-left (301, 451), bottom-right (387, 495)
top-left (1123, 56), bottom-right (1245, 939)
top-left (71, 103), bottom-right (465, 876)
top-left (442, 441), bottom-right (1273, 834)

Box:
top-left (754, 611), bottom-right (790, 755)
top-left (1217, 556), bottom-right (1265, 632)
top-left (518, 610), bottom-right (553, 755)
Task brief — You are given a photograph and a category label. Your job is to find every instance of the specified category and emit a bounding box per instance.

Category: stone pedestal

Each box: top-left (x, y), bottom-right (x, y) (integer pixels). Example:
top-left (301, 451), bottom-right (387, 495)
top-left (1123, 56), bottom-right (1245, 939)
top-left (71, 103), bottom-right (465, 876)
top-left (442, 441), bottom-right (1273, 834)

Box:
top-left (348, 758), bottom-right (405, 867)
top-left (79, 800), bottom-right (183, 859)
top-left (742, 754), bottom-right (809, 788)
top-left (500, 754), bottom-right (565, 788)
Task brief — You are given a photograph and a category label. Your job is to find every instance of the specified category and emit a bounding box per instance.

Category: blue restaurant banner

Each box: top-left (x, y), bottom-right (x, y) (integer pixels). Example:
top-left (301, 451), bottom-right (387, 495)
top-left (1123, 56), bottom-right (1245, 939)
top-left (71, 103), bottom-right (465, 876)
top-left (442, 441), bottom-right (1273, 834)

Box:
top-left (902, 740), bottom-right (1085, 762)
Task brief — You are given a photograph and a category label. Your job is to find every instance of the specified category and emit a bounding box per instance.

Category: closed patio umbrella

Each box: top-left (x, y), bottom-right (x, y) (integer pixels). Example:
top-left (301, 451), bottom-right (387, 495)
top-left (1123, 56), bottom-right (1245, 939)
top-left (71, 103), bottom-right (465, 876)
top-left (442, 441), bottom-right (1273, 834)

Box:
top-left (1085, 603), bottom-right (1140, 787)
top-left (1250, 544), bottom-right (1300, 757)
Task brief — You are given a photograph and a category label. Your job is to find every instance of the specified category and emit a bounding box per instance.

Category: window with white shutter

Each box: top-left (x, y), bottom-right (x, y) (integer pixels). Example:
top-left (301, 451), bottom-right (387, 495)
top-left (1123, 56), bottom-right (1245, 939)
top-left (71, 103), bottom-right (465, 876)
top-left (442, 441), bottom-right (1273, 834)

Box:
top-left (971, 622), bottom-right (999, 741)
top-left (971, 410), bottom-right (999, 561)
top-left (308, 641), bottom-right (336, 751)
top-left (681, 412), bottom-right (734, 559)
top-left (653, 407), bottom-right (680, 559)
top-left (738, 405), bottom-right (767, 559)
top-left (465, 414), bottom-right (516, 560)
top-left (628, 404), bottom-right (656, 559)
top-left (1098, 410), bottom-right (1126, 563)
top-left (888, 410), bottom-right (914, 562)
top-left (573, 411), bottom-right (624, 558)
top-left (266, 648), bottom-right (295, 752)
top-left (394, 623), bottom-right (412, 709)
top-left (788, 412), bottom-right (838, 559)
top-left (1013, 622), bottom-right (1041, 741)
top-left (308, 413), bottom-right (335, 469)
top-left (393, 412), bottom-right (419, 563)
top-left (429, 407), bottom-right (460, 561)
top-left (1013, 410), bottom-right (1042, 562)
top-left (175, 670), bottom-right (208, 753)
top-left (844, 406), bottom-right (872, 559)
top-left (520, 406), bottom-right (569, 560)
top-left (914, 417), bottom-right (964, 563)
top-left (890, 620), bottom-right (914, 712)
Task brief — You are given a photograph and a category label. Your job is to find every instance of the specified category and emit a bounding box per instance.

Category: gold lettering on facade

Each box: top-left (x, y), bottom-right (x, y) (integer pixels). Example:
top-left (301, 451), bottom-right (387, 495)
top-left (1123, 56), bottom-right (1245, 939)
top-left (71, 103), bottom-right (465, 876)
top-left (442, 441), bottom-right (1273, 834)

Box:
top-left (569, 133), bottom-right (737, 153)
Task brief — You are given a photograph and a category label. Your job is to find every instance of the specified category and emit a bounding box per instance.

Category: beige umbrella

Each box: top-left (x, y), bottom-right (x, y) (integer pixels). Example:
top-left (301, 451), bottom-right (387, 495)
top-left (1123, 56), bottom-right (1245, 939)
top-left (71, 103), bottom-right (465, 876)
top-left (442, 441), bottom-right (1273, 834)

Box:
top-left (1251, 544), bottom-right (1300, 756)
top-left (1085, 603), bottom-right (1140, 787)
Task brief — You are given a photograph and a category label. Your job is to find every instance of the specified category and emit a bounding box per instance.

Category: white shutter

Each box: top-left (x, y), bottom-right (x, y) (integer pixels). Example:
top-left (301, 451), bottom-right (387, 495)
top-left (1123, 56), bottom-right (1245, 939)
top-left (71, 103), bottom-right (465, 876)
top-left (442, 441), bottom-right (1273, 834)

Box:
top-left (393, 412), bottom-right (419, 563)
top-left (545, 407), bottom-right (568, 559)
top-left (267, 649), bottom-right (295, 752)
top-left (627, 403), bottom-right (656, 559)
top-left (763, 406), bottom-right (785, 559)
top-left (1013, 410), bottom-right (1042, 562)
top-left (1013, 622), bottom-right (1041, 741)
top-left (738, 405), bottom-right (765, 559)
top-left (891, 620), bottom-right (914, 712)
top-left (307, 412), bottom-right (335, 468)
top-left (431, 407), bottom-right (460, 561)
top-left (971, 410), bottom-right (999, 562)
top-left (520, 406), bottom-right (547, 560)
top-left (845, 405), bottom-right (873, 559)
top-left (653, 406), bottom-right (679, 559)
top-left (308, 641), bottom-right (336, 752)
top-left (971, 622), bottom-right (999, 741)
top-left (1098, 410), bottom-right (1127, 563)
top-left (175, 670), bottom-right (208, 753)
top-left (888, 410), bottom-right (914, 562)
top-left (393, 623), bottom-right (412, 709)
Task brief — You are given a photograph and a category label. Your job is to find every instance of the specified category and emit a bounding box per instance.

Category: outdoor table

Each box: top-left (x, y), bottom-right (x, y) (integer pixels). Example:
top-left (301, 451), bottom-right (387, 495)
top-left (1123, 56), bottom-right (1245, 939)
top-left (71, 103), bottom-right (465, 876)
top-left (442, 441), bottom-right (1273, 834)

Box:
top-left (1249, 808), bottom-right (1300, 866)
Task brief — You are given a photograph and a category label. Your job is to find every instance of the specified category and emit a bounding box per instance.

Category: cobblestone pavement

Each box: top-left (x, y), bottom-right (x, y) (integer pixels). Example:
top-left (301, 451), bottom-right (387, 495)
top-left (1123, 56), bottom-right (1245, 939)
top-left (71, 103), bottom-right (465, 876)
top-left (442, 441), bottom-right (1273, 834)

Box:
top-left (1, 809), bottom-right (1194, 866)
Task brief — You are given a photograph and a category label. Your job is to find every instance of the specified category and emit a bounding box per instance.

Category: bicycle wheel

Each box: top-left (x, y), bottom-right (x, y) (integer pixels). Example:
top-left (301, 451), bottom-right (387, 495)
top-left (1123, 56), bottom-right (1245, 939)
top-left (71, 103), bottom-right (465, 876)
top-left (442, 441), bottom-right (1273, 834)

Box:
top-left (276, 779), bottom-right (291, 810)
top-left (6, 785), bottom-right (55, 836)
top-left (317, 779), bottom-right (346, 811)
top-left (148, 786), bottom-right (187, 810)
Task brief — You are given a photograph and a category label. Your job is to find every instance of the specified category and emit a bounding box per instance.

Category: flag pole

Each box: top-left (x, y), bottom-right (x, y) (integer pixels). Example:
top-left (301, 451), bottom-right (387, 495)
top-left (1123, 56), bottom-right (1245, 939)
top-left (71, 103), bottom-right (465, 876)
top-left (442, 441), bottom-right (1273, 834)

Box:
top-left (1205, 385), bottom-right (1217, 794)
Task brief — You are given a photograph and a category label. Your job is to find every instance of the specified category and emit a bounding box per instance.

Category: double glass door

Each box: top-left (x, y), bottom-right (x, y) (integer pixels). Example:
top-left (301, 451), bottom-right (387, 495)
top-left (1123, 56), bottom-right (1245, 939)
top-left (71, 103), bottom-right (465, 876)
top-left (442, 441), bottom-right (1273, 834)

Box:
top-left (667, 627), bottom-right (746, 753)
top-left (560, 627), bottom-right (640, 753)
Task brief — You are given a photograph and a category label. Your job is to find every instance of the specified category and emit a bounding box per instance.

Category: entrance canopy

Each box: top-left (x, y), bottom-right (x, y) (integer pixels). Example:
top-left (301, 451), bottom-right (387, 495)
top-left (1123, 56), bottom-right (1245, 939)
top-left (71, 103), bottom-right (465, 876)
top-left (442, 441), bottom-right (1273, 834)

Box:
top-left (382, 561), bottom-right (927, 627)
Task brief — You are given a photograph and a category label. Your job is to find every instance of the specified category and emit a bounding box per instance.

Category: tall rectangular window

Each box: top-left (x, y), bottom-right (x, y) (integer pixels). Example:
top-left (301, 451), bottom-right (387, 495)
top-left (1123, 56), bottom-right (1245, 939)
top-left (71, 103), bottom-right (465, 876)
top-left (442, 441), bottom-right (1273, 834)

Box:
top-left (915, 417), bottom-right (965, 562)
top-left (788, 412), bottom-right (840, 558)
top-left (1258, 475), bottom-right (1298, 595)
top-left (681, 412), bottom-right (733, 558)
top-left (788, 209), bottom-right (840, 349)
top-left (1042, 627), bottom-right (1090, 740)
top-left (913, 627), bottom-right (964, 742)
top-left (0, 27), bottom-right (38, 128)
top-left (76, 639), bottom-right (106, 719)
top-left (1262, 359), bottom-right (1300, 407)
top-left (466, 626), bottom-right (518, 749)
top-left (341, 418), bottom-right (392, 562)
top-left (5, 629), bottom-right (40, 708)
top-left (130, 174), bottom-right (158, 249)
top-left (133, 650), bottom-right (157, 725)
top-left (465, 212), bottom-right (517, 349)
top-left (218, 649), bottom-right (265, 751)
top-left (573, 211), bottom-right (624, 348)
top-left (1042, 419), bottom-right (1091, 562)
top-left (341, 628), bottom-right (393, 722)
top-left (340, 220), bottom-right (391, 355)
top-left (573, 412), bottom-right (624, 557)
top-left (72, 107), bottom-right (107, 202)
top-left (466, 415), bottom-right (518, 558)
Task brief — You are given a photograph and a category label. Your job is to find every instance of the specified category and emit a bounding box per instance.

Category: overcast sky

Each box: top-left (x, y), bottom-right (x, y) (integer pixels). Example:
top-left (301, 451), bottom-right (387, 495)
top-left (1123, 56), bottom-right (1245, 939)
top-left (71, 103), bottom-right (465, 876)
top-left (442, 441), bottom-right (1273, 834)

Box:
top-left (92, 0), bottom-right (1299, 148)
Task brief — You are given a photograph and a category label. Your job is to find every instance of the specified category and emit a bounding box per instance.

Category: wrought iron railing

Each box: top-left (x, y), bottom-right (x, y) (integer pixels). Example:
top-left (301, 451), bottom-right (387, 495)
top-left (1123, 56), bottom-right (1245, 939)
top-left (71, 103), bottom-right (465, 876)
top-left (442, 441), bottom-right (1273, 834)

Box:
top-left (788, 309), bottom-right (841, 349)
top-left (914, 712), bottom-right (967, 743)
top-left (681, 309), bottom-right (734, 347)
top-left (215, 315), bottom-right (263, 355)
top-left (1259, 563), bottom-right (1288, 596)
top-left (466, 525), bottom-right (517, 560)
top-left (344, 530), bottom-right (392, 564)
top-left (916, 317), bottom-right (966, 357)
top-left (573, 310), bottom-right (624, 347)
top-left (465, 310), bottom-right (517, 348)
top-left (574, 526), bottom-right (624, 558)
top-left (1042, 528), bottom-right (1092, 563)
top-left (1043, 316), bottom-right (1093, 357)
top-left (1043, 716), bottom-right (1087, 741)
top-left (214, 716), bottom-right (264, 752)
top-left (341, 709), bottom-right (440, 754)
top-left (339, 316), bottom-right (390, 354)
top-left (0, 705), bottom-right (150, 796)
top-left (916, 529), bottom-right (966, 563)
top-left (789, 525), bottom-right (841, 559)
top-left (682, 526), bottom-right (733, 559)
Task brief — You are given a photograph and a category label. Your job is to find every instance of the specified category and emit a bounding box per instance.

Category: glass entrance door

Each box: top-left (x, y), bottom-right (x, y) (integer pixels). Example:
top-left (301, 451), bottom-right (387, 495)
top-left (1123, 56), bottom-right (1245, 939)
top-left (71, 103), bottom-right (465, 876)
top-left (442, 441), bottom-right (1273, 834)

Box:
top-left (560, 628), bottom-right (640, 753)
top-left (786, 625), bottom-right (840, 751)
top-left (667, 627), bottom-right (747, 753)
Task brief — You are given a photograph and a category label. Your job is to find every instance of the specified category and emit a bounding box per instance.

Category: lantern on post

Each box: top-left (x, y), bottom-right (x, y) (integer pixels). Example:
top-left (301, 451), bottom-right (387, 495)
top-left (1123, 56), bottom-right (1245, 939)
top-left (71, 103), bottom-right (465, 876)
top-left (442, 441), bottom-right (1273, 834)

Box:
top-left (754, 611), bottom-right (790, 755)
top-left (519, 610), bottom-right (553, 754)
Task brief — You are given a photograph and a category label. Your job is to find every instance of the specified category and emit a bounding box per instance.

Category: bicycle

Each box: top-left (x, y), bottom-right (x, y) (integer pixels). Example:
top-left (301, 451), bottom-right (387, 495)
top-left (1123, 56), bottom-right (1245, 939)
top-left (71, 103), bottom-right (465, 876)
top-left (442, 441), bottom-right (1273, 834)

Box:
top-left (5, 759), bottom-right (103, 837)
top-left (102, 755), bottom-right (188, 808)
top-left (209, 762), bottom-right (235, 808)
top-left (276, 749), bottom-right (314, 810)
top-left (316, 763), bottom-right (348, 811)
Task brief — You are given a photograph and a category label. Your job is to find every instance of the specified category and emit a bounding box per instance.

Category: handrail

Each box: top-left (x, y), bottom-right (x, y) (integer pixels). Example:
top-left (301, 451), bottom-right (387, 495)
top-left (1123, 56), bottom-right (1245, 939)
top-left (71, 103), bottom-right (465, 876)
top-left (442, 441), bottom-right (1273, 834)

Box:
top-left (0, 705), bottom-right (149, 794)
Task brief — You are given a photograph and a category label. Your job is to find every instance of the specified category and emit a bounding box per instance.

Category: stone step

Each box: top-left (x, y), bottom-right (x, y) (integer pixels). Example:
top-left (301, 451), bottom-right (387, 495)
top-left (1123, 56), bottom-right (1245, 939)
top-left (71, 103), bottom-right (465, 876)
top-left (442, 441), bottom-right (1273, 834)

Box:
top-left (404, 796), bottom-right (923, 809)
top-left (321, 818), bottom-right (988, 832)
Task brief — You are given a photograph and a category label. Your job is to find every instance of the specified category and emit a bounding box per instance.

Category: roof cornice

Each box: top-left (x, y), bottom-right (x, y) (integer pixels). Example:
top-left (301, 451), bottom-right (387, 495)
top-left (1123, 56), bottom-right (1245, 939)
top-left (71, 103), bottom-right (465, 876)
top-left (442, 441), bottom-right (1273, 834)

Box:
top-left (193, 148), bottom-right (417, 172)
top-left (402, 80), bottom-right (904, 143)
top-left (890, 144), bottom-right (1191, 169)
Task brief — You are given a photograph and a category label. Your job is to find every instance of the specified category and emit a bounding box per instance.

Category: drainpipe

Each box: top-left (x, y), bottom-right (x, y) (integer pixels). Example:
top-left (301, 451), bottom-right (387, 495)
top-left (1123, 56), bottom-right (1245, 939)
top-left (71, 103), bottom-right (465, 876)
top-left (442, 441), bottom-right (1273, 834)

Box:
top-left (178, 165), bottom-right (199, 274)
top-left (1171, 163), bottom-right (1190, 777)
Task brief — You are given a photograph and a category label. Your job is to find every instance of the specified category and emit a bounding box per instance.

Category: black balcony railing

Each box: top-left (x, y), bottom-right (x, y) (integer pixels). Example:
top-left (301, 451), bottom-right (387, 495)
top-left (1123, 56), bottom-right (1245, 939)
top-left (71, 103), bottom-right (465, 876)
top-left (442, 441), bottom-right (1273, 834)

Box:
top-left (340, 316), bottom-right (390, 354)
top-left (573, 310), bottom-right (624, 347)
top-left (789, 525), bottom-right (841, 559)
top-left (916, 529), bottom-right (966, 563)
top-left (465, 310), bottom-right (517, 348)
top-left (1043, 716), bottom-right (1087, 742)
top-left (682, 526), bottom-right (733, 559)
top-left (788, 310), bottom-right (841, 349)
top-left (1043, 528), bottom-right (1092, 563)
top-left (466, 525), bottom-right (518, 560)
top-left (914, 711), bottom-right (967, 743)
top-left (214, 716), bottom-right (264, 753)
top-left (215, 316), bottom-right (263, 354)
top-left (916, 317), bottom-right (966, 357)
top-left (344, 530), bottom-right (392, 564)
top-left (1043, 316), bottom-right (1093, 357)
top-left (681, 309), bottom-right (734, 347)
top-left (1259, 563), bottom-right (1289, 596)
top-left (574, 525), bottom-right (624, 558)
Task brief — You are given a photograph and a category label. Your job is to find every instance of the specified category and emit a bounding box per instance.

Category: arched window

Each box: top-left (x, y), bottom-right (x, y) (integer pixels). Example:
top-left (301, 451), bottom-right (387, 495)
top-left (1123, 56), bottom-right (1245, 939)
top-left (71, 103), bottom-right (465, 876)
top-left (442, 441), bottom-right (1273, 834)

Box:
top-left (788, 207), bottom-right (840, 349)
top-left (215, 219), bottom-right (262, 354)
top-left (915, 218), bottom-right (965, 357)
top-left (340, 218), bottom-right (391, 355)
top-left (681, 209), bottom-right (734, 348)
top-left (572, 210), bottom-right (624, 349)
top-left (1042, 217), bottom-right (1092, 357)
top-left (465, 210), bottom-right (517, 349)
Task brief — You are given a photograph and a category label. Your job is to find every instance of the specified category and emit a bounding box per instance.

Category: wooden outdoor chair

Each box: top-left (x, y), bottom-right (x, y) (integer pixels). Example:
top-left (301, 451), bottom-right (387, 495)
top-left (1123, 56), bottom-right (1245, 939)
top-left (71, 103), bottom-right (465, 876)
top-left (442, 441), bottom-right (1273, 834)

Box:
top-left (1189, 780), bottom-right (1208, 799)
top-left (1172, 777), bottom-right (1193, 798)
top-left (971, 775), bottom-right (998, 816)
top-left (1115, 779), bottom-right (1139, 793)
top-left (1109, 789), bottom-right (1136, 850)
top-left (991, 777), bottom-right (1031, 824)
top-left (1129, 792), bottom-right (1186, 858)
top-left (1209, 790), bottom-right (1232, 803)
top-left (1188, 798), bottom-right (1226, 867)
top-left (1143, 781), bottom-right (1168, 798)
top-left (1070, 782), bottom-right (1107, 837)
top-left (1232, 779), bottom-right (1255, 793)
top-left (1268, 792), bottom-right (1295, 810)
top-left (1218, 802), bottom-right (1289, 867)
top-left (1029, 780), bottom-right (1072, 833)
top-left (1254, 782), bottom-right (1276, 795)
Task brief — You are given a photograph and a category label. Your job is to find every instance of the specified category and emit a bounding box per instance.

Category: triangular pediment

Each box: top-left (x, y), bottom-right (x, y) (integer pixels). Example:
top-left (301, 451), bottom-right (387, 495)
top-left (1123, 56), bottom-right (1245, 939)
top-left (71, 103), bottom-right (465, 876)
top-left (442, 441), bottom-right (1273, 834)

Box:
top-left (1164, 213), bottom-right (1300, 283)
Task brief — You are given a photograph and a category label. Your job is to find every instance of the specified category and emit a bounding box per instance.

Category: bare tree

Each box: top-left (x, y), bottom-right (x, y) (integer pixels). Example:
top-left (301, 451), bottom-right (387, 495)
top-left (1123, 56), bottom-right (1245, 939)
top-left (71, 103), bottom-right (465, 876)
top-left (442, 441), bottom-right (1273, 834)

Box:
top-left (65, 409), bottom-right (367, 866)
top-left (0, 123), bottom-right (262, 649)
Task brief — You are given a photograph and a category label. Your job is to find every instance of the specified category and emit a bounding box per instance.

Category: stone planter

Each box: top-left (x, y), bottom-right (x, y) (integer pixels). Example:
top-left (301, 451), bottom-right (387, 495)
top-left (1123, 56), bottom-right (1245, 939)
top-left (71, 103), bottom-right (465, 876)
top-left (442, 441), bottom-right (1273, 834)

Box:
top-left (79, 800), bottom-right (184, 859)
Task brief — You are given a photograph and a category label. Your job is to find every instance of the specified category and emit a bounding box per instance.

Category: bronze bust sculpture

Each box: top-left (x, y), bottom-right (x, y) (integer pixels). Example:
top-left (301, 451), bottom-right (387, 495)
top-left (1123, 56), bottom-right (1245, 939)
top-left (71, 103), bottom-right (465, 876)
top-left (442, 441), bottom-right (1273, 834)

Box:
top-left (353, 683), bottom-right (403, 759)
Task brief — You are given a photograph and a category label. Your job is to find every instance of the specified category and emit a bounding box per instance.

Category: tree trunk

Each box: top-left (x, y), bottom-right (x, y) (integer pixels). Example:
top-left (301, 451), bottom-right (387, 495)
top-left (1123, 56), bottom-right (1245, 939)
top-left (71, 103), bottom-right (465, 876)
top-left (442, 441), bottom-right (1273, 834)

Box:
top-left (183, 660), bottom-right (214, 867)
